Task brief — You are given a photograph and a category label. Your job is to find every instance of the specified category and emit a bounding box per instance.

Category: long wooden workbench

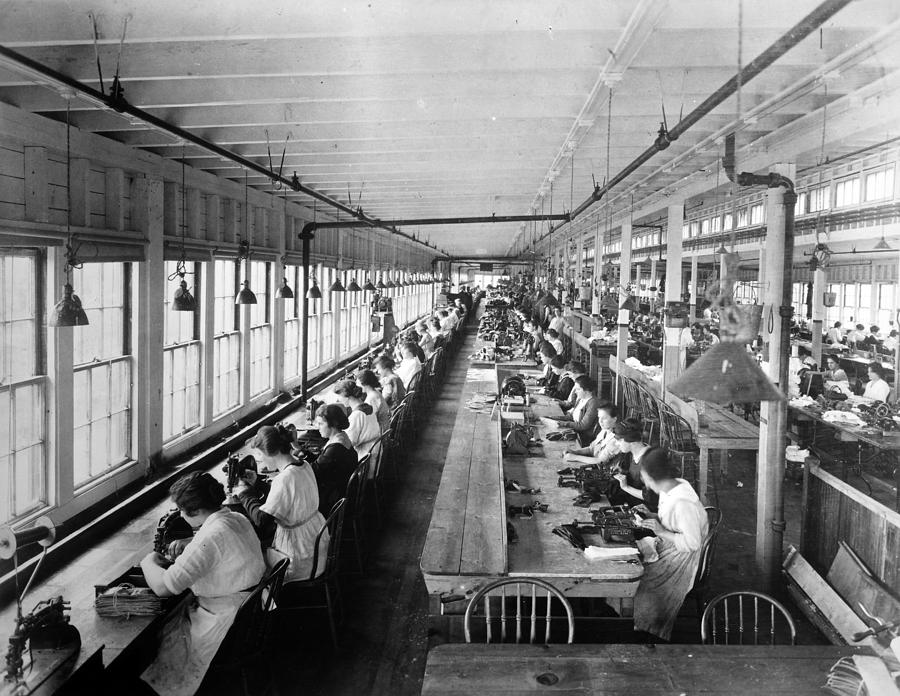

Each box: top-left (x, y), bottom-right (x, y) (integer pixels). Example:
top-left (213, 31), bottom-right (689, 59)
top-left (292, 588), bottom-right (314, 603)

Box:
top-left (421, 361), bottom-right (643, 624)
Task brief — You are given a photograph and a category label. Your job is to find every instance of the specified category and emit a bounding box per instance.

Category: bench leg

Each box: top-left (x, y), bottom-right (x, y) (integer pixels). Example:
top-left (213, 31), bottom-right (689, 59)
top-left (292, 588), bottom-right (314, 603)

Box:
top-left (698, 448), bottom-right (710, 504)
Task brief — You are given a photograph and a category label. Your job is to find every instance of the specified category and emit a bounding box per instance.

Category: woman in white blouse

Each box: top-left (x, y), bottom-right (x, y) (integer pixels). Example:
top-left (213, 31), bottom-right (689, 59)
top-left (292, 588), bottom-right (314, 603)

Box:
top-left (140, 472), bottom-right (266, 696)
top-left (335, 379), bottom-right (382, 456)
top-left (863, 362), bottom-right (892, 402)
top-left (632, 448), bottom-right (709, 641)
top-left (357, 368), bottom-right (390, 433)
top-left (237, 424), bottom-right (328, 582)
top-left (563, 402), bottom-right (620, 465)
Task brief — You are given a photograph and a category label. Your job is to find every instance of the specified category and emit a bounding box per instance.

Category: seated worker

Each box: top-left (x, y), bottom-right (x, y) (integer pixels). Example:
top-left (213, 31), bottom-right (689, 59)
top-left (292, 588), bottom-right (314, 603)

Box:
top-left (395, 340), bottom-right (423, 389)
top-left (140, 472), bottom-right (266, 696)
top-left (679, 322), bottom-right (701, 369)
top-left (562, 361), bottom-right (587, 408)
top-left (438, 308), bottom-right (456, 334)
top-left (545, 356), bottom-right (569, 398)
top-left (374, 354), bottom-right (406, 408)
top-left (546, 328), bottom-right (564, 356)
top-left (416, 321), bottom-right (435, 359)
top-left (884, 330), bottom-right (899, 353)
top-left (563, 401), bottom-right (621, 465)
top-left (823, 355), bottom-right (849, 383)
top-left (428, 317), bottom-right (447, 350)
top-left (633, 448), bottom-right (709, 642)
top-left (608, 419), bottom-right (659, 512)
top-left (797, 345), bottom-right (818, 371)
top-left (554, 375), bottom-right (602, 447)
top-left (548, 306), bottom-right (566, 334)
top-left (847, 323), bottom-right (868, 346)
top-left (861, 326), bottom-right (882, 350)
top-left (334, 379), bottom-right (381, 456)
top-left (863, 362), bottom-right (892, 403)
top-left (357, 368), bottom-right (391, 432)
top-left (237, 424), bottom-right (328, 582)
top-left (310, 403), bottom-right (358, 516)
top-left (825, 321), bottom-right (844, 344)
top-left (536, 341), bottom-right (558, 386)
top-left (696, 324), bottom-right (720, 350)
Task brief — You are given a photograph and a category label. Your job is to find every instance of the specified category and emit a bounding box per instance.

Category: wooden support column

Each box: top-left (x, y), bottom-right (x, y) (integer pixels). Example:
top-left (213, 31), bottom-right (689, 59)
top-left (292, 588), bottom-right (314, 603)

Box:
top-left (132, 176), bottom-right (165, 473)
top-left (756, 174), bottom-right (796, 588)
top-left (23, 147), bottom-right (49, 223)
top-left (300, 225), bottom-right (313, 399)
top-left (206, 194), bottom-right (221, 242)
top-left (649, 258), bottom-right (658, 309)
top-left (689, 255), bottom-right (699, 320)
top-left (271, 203), bottom-right (286, 393)
top-left (661, 204), bottom-right (684, 395)
top-left (811, 267), bottom-right (826, 367)
top-left (616, 221), bottom-right (632, 406)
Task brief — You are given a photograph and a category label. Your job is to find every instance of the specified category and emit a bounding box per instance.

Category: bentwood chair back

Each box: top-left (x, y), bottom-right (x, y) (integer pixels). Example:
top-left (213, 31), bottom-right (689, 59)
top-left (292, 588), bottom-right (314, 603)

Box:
top-left (620, 377), bottom-right (642, 421)
top-left (464, 577), bottom-right (575, 644)
top-left (685, 506), bottom-right (722, 615)
top-left (635, 383), bottom-right (661, 444)
top-left (701, 590), bottom-right (797, 645)
top-left (278, 498), bottom-right (347, 649)
top-left (366, 433), bottom-right (391, 526)
top-left (203, 557), bottom-right (289, 695)
top-left (658, 402), bottom-right (701, 486)
top-left (342, 458), bottom-right (369, 573)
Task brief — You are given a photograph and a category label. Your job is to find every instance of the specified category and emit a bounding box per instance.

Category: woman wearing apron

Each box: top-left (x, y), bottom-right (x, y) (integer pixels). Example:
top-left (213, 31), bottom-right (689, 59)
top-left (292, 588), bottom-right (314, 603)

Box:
top-left (140, 472), bottom-right (266, 696)
top-left (632, 448), bottom-right (708, 641)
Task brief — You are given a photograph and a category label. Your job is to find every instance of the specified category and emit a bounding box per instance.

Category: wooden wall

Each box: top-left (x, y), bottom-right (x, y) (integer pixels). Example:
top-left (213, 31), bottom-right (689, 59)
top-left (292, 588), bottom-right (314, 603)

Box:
top-left (802, 463), bottom-right (900, 592)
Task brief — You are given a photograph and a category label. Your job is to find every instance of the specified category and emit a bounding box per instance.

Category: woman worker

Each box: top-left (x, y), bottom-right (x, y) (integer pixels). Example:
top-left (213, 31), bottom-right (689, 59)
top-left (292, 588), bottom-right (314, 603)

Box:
top-left (310, 403), bottom-right (358, 516)
top-left (334, 379), bottom-right (381, 456)
top-left (236, 424), bottom-right (328, 582)
top-left (563, 401), bottom-right (621, 465)
top-left (357, 368), bottom-right (391, 432)
top-left (633, 448), bottom-right (708, 641)
top-left (140, 472), bottom-right (266, 696)
top-left (609, 418), bottom-right (658, 511)
top-left (374, 354), bottom-right (406, 408)
top-left (823, 355), bottom-right (849, 383)
top-left (864, 361), bottom-right (892, 402)
top-left (557, 375), bottom-right (602, 447)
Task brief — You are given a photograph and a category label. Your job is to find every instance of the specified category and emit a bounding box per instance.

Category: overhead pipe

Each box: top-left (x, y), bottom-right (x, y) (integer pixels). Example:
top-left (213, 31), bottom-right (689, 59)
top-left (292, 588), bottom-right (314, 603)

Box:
top-left (302, 213), bottom-right (571, 237)
top-left (0, 43), bottom-right (437, 254)
top-left (529, 0), bottom-right (854, 250)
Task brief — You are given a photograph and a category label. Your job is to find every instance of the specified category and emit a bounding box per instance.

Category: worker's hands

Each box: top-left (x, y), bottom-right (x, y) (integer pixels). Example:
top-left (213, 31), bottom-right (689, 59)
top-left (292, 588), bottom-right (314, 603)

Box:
top-left (141, 551), bottom-right (169, 569)
top-left (166, 539), bottom-right (190, 560)
top-left (639, 518), bottom-right (662, 533)
top-left (236, 470), bottom-right (258, 491)
top-left (612, 473), bottom-right (627, 487)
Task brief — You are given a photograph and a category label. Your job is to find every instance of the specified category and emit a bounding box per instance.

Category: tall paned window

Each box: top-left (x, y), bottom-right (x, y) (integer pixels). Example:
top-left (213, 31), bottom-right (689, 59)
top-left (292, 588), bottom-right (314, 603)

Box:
top-left (320, 267), bottom-right (334, 364)
top-left (0, 251), bottom-right (46, 523)
top-left (307, 264), bottom-right (321, 371)
top-left (162, 260), bottom-right (202, 442)
top-left (249, 260), bottom-right (271, 396)
top-left (283, 265), bottom-right (300, 380)
top-left (71, 262), bottom-right (132, 486)
top-left (213, 259), bottom-right (241, 416)
top-left (340, 271), bottom-right (351, 355)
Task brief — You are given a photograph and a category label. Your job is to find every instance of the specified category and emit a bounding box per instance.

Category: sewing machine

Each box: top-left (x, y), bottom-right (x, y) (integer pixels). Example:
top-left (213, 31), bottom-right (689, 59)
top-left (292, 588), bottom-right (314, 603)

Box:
top-left (152, 509), bottom-right (194, 561)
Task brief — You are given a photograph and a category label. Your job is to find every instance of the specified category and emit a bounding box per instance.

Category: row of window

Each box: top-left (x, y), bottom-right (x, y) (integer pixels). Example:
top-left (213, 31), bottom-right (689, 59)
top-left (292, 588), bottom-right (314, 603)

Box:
top-left (0, 251), bottom-right (435, 525)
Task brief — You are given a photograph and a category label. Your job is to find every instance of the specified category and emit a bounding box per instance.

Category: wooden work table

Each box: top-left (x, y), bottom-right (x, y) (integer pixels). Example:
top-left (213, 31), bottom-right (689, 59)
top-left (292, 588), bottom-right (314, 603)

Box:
top-left (420, 643), bottom-right (871, 696)
top-left (421, 362), bottom-right (644, 622)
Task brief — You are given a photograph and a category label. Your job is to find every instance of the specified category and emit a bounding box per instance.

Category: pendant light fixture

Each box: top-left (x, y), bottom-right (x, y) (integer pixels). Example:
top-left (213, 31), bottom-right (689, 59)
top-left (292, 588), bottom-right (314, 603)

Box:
top-left (363, 277), bottom-right (377, 292)
top-left (306, 271), bottom-right (322, 300)
top-left (874, 225), bottom-right (892, 251)
top-left (170, 144), bottom-right (196, 311)
top-left (50, 99), bottom-right (89, 327)
top-left (347, 276), bottom-right (362, 292)
top-left (329, 273), bottom-right (346, 293)
top-left (235, 170), bottom-right (257, 305)
top-left (376, 275), bottom-right (387, 290)
top-left (275, 259), bottom-right (294, 299)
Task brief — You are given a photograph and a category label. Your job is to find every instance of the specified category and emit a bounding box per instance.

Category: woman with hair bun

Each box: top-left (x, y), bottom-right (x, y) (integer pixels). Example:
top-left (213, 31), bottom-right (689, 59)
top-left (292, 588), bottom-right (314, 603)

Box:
top-left (334, 379), bottom-right (381, 456)
top-left (310, 403), bottom-right (358, 516)
top-left (374, 354), bottom-right (406, 408)
top-left (237, 423), bottom-right (328, 582)
top-left (357, 368), bottom-right (390, 433)
top-left (633, 447), bottom-right (708, 641)
top-left (139, 471), bottom-right (265, 696)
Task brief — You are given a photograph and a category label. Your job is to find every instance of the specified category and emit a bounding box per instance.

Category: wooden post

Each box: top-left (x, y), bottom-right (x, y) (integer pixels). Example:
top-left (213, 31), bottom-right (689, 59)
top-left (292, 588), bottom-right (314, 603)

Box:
top-left (811, 267), bottom-right (826, 367)
top-left (756, 174), bottom-right (796, 588)
top-left (300, 224), bottom-right (312, 399)
top-left (661, 204), bottom-right (684, 395)
top-left (689, 255), bottom-right (699, 320)
top-left (616, 220), bottom-right (632, 405)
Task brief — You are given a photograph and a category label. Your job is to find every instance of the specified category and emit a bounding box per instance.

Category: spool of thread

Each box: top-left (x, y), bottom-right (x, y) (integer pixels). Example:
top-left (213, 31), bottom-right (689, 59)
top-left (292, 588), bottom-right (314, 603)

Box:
top-left (0, 516), bottom-right (56, 560)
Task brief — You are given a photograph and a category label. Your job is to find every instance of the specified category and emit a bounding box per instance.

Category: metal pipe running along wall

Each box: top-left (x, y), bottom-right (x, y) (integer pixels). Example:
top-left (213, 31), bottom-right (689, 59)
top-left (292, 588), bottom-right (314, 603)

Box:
top-left (532, 0), bottom-right (855, 247)
top-left (0, 44), bottom-right (435, 254)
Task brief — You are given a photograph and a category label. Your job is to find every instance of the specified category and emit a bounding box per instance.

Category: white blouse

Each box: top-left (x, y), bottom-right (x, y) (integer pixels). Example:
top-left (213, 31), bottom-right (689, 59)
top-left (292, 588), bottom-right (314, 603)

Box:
top-left (657, 480), bottom-right (708, 554)
top-left (346, 405), bottom-right (381, 456)
top-left (864, 378), bottom-right (891, 403)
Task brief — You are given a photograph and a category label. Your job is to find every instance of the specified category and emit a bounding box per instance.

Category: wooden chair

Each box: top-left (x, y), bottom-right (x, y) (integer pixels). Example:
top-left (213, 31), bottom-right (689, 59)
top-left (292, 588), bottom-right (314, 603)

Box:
top-left (202, 557), bottom-right (289, 696)
top-left (341, 457), bottom-right (369, 573)
top-left (366, 433), bottom-right (391, 527)
top-left (277, 498), bottom-right (347, 649)
top-left (620, 376), bottom-right (642, 421)
top-left (658, 403), bottom-right (701, 487)
top-left (701, 590), bottom-right (797, 645)
top-left (464, 578), bottom-right (575, 644)
top-left (635, 382), bottom-right (661, 445)
top-left (684, 506), bottom-right (722, 616)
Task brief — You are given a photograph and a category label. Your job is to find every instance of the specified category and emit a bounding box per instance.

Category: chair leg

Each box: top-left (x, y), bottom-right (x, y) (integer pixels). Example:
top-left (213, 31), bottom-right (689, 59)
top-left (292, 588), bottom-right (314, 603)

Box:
top-left (325, 584), bottom-right (339, 650)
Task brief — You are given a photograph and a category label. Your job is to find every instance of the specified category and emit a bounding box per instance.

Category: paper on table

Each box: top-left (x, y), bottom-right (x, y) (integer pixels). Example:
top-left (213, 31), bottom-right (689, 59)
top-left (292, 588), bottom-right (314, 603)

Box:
top-left (583, 545), bottom-right (639, 562)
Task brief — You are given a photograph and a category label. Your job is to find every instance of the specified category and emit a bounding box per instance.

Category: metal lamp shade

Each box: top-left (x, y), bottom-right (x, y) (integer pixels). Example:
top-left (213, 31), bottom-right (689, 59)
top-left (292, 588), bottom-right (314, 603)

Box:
top-left (376, 278), bottom-right (387, 290)
top-left (346, 278), bottom-right (362, 292)
top-left (172, 280), bottom-right (197, 311)
top-left (235, 280), bottom-right (257, 305)
top-left (668, 341), bottom-right (784, 404)
top-left (306, 280), bottom-right (322, 300)
top-left (363, 278), bottom-right (377, 292)
top-left (874, 237), bottom-right (892, 251)
top-left (275, 278), bottom-right (294, 299)
top-left (385, 279), bottom-right (396, 289)
top-left (49, 283), bottom-right (89, 326)
top-left (329, 277), bottom-right (346, 292)
top-left (620, 295), bottom-right (638, 312)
